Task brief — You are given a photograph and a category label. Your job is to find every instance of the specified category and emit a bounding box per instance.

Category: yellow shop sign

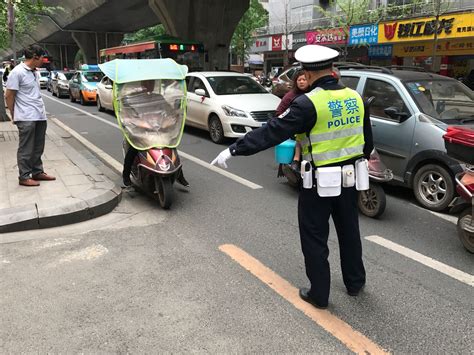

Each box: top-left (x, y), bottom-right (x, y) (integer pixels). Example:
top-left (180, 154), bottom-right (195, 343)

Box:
top-left (393, 38), bottom-right (474, 57)
top-left (379, 12), bottom-right (474, 43)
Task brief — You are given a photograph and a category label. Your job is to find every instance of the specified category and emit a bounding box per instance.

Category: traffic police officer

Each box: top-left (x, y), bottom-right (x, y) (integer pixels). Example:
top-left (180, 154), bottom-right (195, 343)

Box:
top-left (211, 44), bottom-right (373, 309)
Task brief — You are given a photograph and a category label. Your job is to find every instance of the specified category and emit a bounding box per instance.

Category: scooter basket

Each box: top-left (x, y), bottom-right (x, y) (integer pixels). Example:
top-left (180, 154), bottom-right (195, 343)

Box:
top-left (443, 126), bottom-right (474, 165)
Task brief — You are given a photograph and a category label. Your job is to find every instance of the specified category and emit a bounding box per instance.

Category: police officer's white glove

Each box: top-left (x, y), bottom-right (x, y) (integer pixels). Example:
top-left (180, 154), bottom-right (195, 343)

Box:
top-left (211, 148), bottom-right (232, 169)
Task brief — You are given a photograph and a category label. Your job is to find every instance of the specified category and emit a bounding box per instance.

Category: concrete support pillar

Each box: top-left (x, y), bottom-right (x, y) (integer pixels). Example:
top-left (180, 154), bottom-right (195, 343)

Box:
top-left (72, 32), bottom-right (123, 65)
top-left (43, 44), bottom-right (79, 70)
top-left (148, 0), bottom-right (249, 70)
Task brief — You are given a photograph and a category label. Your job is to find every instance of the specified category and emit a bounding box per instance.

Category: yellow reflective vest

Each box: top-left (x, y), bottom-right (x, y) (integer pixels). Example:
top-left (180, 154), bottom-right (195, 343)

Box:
top-left (296, 87), bottom-right (365, 167)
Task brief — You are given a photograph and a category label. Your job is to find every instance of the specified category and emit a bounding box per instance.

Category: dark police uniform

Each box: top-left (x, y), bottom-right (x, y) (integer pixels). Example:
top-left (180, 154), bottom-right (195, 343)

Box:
top-left (228, 75), bottom-right (374, 308)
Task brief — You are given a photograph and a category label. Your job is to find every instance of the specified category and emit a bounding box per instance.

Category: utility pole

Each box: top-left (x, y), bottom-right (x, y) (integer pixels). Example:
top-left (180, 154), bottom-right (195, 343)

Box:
top-left (431, 0), bottom-right (441, 72)
top-left (283, 0), bottom-right (289, 68)
top-left (7, 0), bottom-right (16, 64)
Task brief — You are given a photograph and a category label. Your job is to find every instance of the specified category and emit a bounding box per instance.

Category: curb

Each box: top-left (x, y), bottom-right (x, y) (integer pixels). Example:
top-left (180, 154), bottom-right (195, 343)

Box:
top-left (0, 120), bottom-right (122, 233)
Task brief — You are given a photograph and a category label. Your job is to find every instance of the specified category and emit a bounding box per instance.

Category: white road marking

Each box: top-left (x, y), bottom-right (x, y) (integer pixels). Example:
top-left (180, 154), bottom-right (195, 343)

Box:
top-left (410, 202), bottom-right (457, 225)
top-left (44, 93), bottom-right (263, 190)
top-left (365, 235), bottom-right (474, 287)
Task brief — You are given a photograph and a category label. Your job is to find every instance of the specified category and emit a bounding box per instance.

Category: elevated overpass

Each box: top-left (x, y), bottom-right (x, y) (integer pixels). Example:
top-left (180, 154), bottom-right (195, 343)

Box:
top-left (1, 0), bottom-right (249, 70)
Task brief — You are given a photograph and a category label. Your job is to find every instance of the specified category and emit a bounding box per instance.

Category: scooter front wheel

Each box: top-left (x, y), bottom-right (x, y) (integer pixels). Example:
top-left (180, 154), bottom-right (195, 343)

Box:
top-left (155, 176), bottom-right (173, 209)
top-left (358, 182), bottom-right (386, 218)
top-left (457, 207), bottom-right (474, 253)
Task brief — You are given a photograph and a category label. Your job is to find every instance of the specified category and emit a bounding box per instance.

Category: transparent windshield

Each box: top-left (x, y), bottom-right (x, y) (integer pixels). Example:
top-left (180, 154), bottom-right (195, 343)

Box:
top-left (81, 71), bottom-right (104, 83)
top-left (207, 76), bottom-right (268, 95)
top-left (404, 79), bottom-right (474, 124)
top-left (116, 79), bottom-right (186, 149)
top-left (39, 71), bottom-right (49, 77)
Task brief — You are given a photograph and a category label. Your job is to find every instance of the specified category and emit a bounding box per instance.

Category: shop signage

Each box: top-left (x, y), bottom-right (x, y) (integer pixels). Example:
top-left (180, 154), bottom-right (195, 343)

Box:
top-left (349, 24), bottom-right (378, 45)
top-left (306, 28), bottom-right (347, 45)
top-left (368, 44), bottom-right (393, 58)
top-left (250, 37), bottom-right (270, 53)
top-left (379, 12), bottom-right (474, 43)
top-left (392, 38), bottom-right (474, 57)
top-left (270, 34), bottom-right (292, 51)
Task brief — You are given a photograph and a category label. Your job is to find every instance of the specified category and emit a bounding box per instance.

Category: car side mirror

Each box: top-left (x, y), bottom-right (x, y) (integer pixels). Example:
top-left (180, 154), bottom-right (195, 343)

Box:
top-left (105, 84), bottom-right (112, 90)
top-left (195, 88), bottom-right (206, 97)
top-left (73, 79), bottom-right (78, 83)
top-left (384, 106), bottom-right (410, 121)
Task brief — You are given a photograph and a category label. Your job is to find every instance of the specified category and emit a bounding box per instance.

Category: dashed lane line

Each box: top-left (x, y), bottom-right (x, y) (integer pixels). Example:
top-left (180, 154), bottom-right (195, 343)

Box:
top-left (365, 235), bottom-right (473, 287)
top-left (219, 244), bottom-right (389, 355)
top-left (43, 93), bottom-right (263, 190)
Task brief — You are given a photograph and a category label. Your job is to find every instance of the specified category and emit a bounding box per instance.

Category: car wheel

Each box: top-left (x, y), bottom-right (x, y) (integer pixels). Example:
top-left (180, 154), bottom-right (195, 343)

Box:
top-left (69, 90), bottom-right (75, 102)
top-left (97, 96), bottom-right (105, 112)
top-left (52, 88), bottom-right (56, 97)
top-left (80, 92), bottom-right (85, 105)
top-left (208, 115), bottom-right (225, 144)
top-left (413, 164), bottom-right (454, 212)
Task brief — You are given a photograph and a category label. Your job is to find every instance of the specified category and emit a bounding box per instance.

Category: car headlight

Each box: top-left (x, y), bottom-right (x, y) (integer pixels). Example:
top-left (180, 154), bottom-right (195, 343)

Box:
top-left (222, 105), bottom-right (247, 118)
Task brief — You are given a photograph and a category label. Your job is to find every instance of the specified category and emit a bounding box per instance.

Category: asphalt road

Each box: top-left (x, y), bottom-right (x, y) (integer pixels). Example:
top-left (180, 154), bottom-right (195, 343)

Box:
top-left (0, 89), bottom-right (472, 353)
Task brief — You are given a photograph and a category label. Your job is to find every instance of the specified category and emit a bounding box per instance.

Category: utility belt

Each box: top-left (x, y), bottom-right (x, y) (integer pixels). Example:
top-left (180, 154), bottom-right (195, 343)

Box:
top-left (301, 159), bottom-right (369, 196)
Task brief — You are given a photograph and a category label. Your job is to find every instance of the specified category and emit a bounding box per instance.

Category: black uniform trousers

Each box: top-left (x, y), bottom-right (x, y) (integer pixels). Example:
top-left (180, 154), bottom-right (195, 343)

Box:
top-left (298, 185), bottom-right (366, 307)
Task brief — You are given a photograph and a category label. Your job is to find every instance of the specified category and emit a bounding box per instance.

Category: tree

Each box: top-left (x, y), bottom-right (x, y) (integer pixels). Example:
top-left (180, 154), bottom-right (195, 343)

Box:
top-left (123, 24), bottom-right (166, 45)
top-left (0, 0), bottom-right (55, 55)
top-left (231, 0), bottom-right (268, 66)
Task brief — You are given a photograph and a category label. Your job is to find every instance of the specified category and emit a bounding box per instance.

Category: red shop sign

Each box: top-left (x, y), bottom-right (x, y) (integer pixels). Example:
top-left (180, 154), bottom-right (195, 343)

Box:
top-left (272, 35), bottom-right (282, 51)
top-left (306, 28), bottom-right (347, 45)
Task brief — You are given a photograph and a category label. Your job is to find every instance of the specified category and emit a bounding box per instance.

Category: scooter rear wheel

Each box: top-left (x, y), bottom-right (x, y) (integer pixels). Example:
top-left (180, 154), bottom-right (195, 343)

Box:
top-left (155, 176), bottom-right (173, 209)
top-left (457, 207), bottom-right (474, 253)
top-left (358, 182), bottom-right (386, 218)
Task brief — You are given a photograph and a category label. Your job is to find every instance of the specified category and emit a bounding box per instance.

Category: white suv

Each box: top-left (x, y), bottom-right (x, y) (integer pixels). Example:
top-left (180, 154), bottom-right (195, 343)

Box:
top-left (185, 72), bottom-right (281, 143)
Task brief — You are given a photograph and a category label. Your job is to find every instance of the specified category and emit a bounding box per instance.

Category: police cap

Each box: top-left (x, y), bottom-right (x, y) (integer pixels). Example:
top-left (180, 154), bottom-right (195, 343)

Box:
top-left (295, 45), bottom-right (339, 71)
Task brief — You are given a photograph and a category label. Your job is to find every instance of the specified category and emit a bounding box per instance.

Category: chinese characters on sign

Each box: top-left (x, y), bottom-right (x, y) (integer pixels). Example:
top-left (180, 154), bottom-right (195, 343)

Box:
top-left (327, 98), bottom-right (361, 129)
top-left (349, 24), bottom-right (378, 45)
top-left (306, 28), bottom-right (347, 45)
top-left (368, 45), bottom-right (393, 58)
top-left (396, 18), bottom-right (454, 38)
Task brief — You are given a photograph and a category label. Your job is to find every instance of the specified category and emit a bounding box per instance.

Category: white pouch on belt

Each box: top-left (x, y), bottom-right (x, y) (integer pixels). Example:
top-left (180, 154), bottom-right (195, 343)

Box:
top-left (355, 158), bottom-right (370, 191)
top-left (316, 166), bottom-right (342, 197)
top-left (342, 164), bottom-right (355, 188)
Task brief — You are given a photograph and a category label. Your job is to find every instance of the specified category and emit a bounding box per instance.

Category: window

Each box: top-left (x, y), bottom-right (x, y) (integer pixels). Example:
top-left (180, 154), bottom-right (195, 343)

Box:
top-left (190, 77), bottom-right (208, 95)
top-left (363, 79), bottom-right (409, 120)
top-left (340, 76), bottom-right (360, 90)
top-left (207, 76), bottom-right (268, 95)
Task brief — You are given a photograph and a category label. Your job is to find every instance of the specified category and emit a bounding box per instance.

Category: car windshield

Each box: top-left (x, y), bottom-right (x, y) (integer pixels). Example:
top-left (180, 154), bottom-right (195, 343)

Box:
top-left (59, 72), bottom-right (74, 80)
top-left (206, 76), bottom-right (268, 95)
top-left (81, 72), bottom-right (103, 83)
top-left (39, 71), bottom-right (49, 77)
top-left (404, 79), bottom-right (474, 124)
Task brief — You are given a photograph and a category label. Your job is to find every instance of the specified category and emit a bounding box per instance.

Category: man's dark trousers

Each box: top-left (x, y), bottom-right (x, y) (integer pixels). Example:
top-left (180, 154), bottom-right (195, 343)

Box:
top-left (298, 185), bottom-right (366, 307)
top-left (16, 120), bottom-right (47, 180)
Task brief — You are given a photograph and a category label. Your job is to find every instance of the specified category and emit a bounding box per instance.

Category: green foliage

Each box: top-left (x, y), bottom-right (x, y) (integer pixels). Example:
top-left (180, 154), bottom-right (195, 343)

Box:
top-left (231, 0), bottom-right (268, 64)
top-left (123, 24), bottom-right (166, 44)
top-left (0, 0), bottom-right (57, 51)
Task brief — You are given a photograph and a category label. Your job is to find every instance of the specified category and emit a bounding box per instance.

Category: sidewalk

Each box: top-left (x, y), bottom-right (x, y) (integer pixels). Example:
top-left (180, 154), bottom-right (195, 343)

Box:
top-left (0, 120), bottom-right (122, 233)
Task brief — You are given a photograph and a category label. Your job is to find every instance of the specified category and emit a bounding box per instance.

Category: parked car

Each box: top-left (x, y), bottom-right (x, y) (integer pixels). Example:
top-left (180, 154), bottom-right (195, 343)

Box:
top-left (271, 62), bottom-right (365, 98)
top-left (185, 72), bottom-right (281, 143)
top-left (37, 69), bottom-right (49, 89)
top-left (339, 65), bottom-right (473, 211)
top-left (52, 71), bottom-right (75, 98)
top-left (46, 70), bottom-right (56, 92)
top-left (69, 66), bottom-right (104, 105)
top-left (96, 76), bottom-right (114, 112)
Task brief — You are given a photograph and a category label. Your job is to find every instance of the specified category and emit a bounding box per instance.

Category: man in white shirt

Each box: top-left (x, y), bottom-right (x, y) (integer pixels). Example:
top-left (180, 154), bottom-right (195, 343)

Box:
top-left (5, 45), bottom-right (56, 187)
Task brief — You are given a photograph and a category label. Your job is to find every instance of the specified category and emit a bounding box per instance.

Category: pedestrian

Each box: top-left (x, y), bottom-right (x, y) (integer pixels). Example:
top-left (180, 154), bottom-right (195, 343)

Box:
top-left (2, 60), bottom-right (15, 83)
top-left (275, 69), bottom-right (309, 173)
top-left (4, 45), bottom-right (56, 187)
top-left (211, 44), bottom-right (374, 309)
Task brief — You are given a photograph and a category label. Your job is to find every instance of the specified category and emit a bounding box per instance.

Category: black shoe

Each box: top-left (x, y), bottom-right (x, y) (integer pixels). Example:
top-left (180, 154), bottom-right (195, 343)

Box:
top-left (176, 172), bottom-right (190, 187)
top-left (122, 176), bottom-right (132, 188)
top-left (347, 284), bottom-right (365, 297)
top-left (299, 288), bottom-right (328, 309)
